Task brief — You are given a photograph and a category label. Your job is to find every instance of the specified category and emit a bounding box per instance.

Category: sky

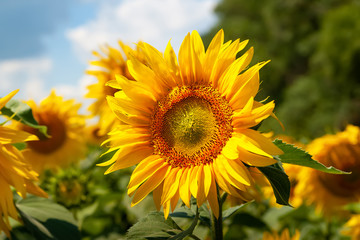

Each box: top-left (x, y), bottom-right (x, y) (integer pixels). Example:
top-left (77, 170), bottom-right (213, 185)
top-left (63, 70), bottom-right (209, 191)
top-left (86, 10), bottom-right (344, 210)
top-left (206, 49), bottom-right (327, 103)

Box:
top-left (0, 0), bottom-right (218, 109)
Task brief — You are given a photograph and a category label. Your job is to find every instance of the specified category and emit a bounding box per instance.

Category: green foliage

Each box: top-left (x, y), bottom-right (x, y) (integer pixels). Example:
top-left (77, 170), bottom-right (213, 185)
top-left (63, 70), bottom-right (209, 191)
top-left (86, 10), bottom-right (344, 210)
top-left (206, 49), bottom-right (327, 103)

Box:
top-left (257, 164), bottom-right (291, 206)
top-left (1, 99), bottom-right (48, 136)
top-left (274, 139), bottom-right (350, 174)
top-left (126, 212), bottom-right (182, 240)
top-left (203, 0), bottom-right (360, 139)
top-left (15, 196), bottom-right (81, 240)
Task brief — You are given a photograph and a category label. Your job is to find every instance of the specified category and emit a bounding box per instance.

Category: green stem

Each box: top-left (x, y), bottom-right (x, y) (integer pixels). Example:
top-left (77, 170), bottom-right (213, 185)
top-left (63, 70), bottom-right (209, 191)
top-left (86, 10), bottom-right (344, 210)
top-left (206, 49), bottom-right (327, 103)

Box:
top-left (211, 186), bottom-right (227, 240)
top-left (169, 206), bottom-right (200, 240)
top-left (325, 220), bottom-right (332, 240)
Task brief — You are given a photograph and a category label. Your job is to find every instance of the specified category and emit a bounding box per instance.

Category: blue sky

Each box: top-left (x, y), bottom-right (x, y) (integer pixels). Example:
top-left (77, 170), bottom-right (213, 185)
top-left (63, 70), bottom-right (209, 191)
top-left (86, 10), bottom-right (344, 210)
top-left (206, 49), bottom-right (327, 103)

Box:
top-left (0, 0), bottom-right (217, 108)
top-left (0, 0), bottom-right (218, 108)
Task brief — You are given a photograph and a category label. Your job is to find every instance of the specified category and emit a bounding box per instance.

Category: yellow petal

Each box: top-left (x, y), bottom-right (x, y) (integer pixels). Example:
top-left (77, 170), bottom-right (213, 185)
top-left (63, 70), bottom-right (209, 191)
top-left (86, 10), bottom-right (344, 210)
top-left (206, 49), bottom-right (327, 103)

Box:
top-left (161, 168), bottom-right (182, 205)
top-left (196, 165), bottom-right (206, 207)
top-left (153, 182), bottom-right (164, 211)
top-left (0, 127), bottom-right (38, 144)
top-left (203, 164), bottom-right (212, 198)
top-left (214, 155), bottom-right (248, 190)
top-left (221, 137), bottom-right (240, 160)
top-left (179, 167), bottom-right (191, 207)
top-left (128, 156), bottom-right (164, 196)
top-left (0, 89), bottom-right (19, 109)
top-left (103, 143), bottom-right (153, 174)
top-left (131, 164), bottom-right (170, 206)
top-left (170, 190), bottom-right (180, 212)
top-left (222, 157), bottom-right (251, 186)
top-left (189, 165), bottom-right (199, 198)
top-left (239, 129), bottom-right (283, 156)
top-left (163, 200), bottom-right (171, 219)
top-left (238, 147), bottom-right (277, 167)
top-left (231, 134), bottom-right (273, 158)
top-left (229, 61), bottom-right (269, 110)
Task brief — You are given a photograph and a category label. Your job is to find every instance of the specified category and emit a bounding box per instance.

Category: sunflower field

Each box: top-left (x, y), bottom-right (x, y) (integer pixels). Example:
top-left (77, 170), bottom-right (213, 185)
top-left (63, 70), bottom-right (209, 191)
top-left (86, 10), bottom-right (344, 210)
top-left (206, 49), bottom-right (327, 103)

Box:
top-left (1, 0), bottom-right (360, 239)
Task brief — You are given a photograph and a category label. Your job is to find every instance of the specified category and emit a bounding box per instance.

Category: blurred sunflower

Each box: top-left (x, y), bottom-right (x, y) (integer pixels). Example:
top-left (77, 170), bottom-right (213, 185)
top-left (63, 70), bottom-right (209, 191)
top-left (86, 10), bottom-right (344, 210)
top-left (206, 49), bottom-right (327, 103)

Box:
top-left (342, 214), bottom-right (360, 239)
top-left (0, 90), bottom-right (47, 237)
top-left (294, 125), bottom-right (360, 216)
top-left (86, 41), bottom-right (145, 136)
top-left (14, 91), bottom-right (86, 173)
top-left (99, 30), bottom-right (283, 218)
top-left (263, 229), bottom-right (300, 240)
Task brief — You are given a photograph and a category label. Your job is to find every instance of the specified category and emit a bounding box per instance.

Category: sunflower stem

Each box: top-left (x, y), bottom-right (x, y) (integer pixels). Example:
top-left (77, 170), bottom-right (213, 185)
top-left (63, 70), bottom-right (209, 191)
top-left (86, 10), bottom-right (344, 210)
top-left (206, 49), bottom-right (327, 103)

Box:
top-left (211, 185), bottom-right (226, 240)
top-left (169, 206), bottom-right (200, 240)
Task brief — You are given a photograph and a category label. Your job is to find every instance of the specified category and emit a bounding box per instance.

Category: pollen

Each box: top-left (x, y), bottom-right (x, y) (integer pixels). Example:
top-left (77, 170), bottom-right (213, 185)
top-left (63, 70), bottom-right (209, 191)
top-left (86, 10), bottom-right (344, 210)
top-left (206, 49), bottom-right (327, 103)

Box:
top-left (151, 86), bottom-right (233, 168)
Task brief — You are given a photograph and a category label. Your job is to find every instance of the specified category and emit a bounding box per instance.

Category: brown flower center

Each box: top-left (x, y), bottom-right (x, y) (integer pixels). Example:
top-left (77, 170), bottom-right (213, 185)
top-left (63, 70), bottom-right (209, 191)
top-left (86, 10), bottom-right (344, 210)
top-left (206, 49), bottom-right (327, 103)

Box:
top-left (24, 112), bottom-right (67, 154)
top-left (151, 86), bottom-right (233, 168)
top-left (318, 144), bottom-right (360, 198)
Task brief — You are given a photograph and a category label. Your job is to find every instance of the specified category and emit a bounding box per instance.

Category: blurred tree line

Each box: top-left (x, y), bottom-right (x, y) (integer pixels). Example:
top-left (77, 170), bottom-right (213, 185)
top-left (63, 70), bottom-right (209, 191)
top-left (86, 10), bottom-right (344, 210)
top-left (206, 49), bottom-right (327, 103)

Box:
top-left (203, 0), bottom-right (360, 140)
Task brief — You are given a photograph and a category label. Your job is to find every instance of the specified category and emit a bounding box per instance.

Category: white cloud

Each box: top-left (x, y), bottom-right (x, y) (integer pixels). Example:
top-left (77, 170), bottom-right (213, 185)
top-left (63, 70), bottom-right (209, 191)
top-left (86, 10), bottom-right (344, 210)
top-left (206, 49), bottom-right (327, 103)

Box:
top-left (54, 75), bottom-right (96, 114)
top-left (67, 0), bottom-right (218, 62)
top-left (0, 58), bottom-right (52, 101)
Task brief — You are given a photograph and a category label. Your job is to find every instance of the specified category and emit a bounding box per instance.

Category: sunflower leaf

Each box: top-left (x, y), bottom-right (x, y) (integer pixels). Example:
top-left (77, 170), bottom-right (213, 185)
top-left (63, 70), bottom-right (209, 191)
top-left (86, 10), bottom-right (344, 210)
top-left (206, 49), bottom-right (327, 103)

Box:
top-left (222, 202), bottom-right (251, 220)
top-left (16, 196), bottom-right (81, 240)
top-left (273, 139), bottom-right (350, 174)
top-left (257, 164), bottom-right (291, 206)
top-left (126, 211), bottom-right (181, 240)
top-left (1, 99), bottom-right (48, 136)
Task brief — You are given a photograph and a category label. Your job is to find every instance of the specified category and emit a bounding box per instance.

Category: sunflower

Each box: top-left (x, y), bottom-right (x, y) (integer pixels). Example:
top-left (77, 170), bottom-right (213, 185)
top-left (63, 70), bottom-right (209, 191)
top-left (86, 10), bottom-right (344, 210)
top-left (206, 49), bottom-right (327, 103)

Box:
top-left (342, 214), bottom-right (360, 239)
top-left (86, 41), bottom-right (144, 135)
top-left (294, 125), bottom-right (360, 216)
top-left (0, 90), bottom-right (47, 237)
top-left (99, 30), bottom-right (283, 218)
top-left (263, 229), bottom-right (300, 240)
top-left (14, 91), bottom-right (86, 174)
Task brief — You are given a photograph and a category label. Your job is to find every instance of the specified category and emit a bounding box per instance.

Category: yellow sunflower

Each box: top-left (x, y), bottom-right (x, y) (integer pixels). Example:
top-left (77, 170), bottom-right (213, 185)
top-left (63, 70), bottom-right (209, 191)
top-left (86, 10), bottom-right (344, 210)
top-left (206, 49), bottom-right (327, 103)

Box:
top-left (294, 125), bottom-right (360, 216)
top-left (99, 30), bottom-right (283, 218)
top-left (14, 91), bottom-right (86, 174)
top-left (342, 214), bottom-right (360, 239)
top-left (0, 90), bottom-right (47, 237)
top-left (86, 41), bottom-right (144, 136)
top-left (263, 229), bottom-right (300, 240)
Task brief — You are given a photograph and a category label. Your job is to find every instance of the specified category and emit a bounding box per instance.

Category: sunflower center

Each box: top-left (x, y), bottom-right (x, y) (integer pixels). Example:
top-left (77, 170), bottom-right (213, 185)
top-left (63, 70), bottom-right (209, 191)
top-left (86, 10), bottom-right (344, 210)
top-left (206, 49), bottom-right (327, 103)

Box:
top-left (151, 86), bottom-right (233, 168)
top-left (162, 97), bottom-right (216, 155)
top-left (317, 144), bottom-right (360, 198)
top-left (24, 112), bottom-right (67, 154)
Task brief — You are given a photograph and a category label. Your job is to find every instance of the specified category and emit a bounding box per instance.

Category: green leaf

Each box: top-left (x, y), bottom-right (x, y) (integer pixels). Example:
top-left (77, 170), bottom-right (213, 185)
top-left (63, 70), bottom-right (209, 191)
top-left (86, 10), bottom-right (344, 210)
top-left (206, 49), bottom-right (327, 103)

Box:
top-left (222, 202), bottom-right (251, 220)
top-left (97, 149), bottom-right (117, 164)
top-left (257, 164), bottom-right (291, 206)
top-left (274, 139), bottom-right (350, 174)
top-left (344, 202), bottom-right (360, 213)
top-left (16, 196), bottom-right (81, 240)
top-left (1, 99), bottom-right (48, 136)
top-left (231, 212), bottom-right (270, 230)
top-left (126, 211), bottom-right (180, 240)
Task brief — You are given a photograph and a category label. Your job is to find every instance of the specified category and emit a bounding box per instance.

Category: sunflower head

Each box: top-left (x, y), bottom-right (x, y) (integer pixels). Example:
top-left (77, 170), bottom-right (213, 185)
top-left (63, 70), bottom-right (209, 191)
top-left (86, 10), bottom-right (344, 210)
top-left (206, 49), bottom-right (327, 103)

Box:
top-left (0, 90), bottom-right (47, 237)
top-left (99, 30), bottom-right (283, 218)
top-left (294, 125), bottom-right (360, 216)
top-left (86, 41), bottom-right (145, 135)
top-left (14, 91), bottom-right (86, 174)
